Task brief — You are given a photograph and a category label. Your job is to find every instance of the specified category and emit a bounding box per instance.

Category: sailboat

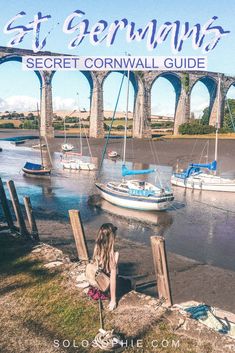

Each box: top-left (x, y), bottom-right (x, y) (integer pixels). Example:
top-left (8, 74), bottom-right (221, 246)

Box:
top-left (22, 105), bottom-right (51, 177)
top-left (171, 76), bottom-right (235, 192)
top-left (61, 116), bottom-right (96, 171)
top-left (61, 115), bottom-right (74, 152)
top-left (95, 70), bottom-right (174, 211)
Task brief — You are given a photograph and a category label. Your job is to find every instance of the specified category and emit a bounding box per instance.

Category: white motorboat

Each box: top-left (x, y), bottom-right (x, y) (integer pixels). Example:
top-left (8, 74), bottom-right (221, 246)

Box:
top-left (108, 150), bottom-right (119, 158)
top-left (171, 76), bottom-right (235, 192)
top-left (61, 143), bottom-right (74, 152)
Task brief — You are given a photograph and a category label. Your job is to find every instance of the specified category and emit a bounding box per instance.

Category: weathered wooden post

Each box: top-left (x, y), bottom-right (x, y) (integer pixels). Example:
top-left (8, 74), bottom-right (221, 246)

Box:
top-left (0, 178), bottom-right (15, 231)
top-left (151, 236), bottom-right (172, 307)
top-left (7, 180), bottom-right (29, 237)
top-left (69, 210), bottom-right (89, 261)
top-left (23, 196), bottom-right (39, 241)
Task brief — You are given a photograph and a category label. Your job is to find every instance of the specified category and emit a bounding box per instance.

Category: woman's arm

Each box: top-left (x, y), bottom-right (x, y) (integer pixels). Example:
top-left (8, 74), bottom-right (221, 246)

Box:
top-left (108, 251), bottom-right (119, 310)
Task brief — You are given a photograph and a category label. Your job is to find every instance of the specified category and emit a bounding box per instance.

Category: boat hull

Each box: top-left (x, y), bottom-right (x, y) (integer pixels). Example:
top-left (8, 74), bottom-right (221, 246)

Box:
top-left (171, 174), bottom-right (235, 192)
top-left (96, 183), bottom-right (173, 211)
top-left (61, 142), bottom-right (74, 152)
top-left (22, 167), bottom-right (51, 177)
top-left (62, 160), bottom-right (96, 171)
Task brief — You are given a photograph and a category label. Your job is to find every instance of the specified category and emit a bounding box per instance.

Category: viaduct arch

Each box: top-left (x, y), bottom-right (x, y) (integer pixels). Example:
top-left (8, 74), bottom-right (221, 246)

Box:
top-left (0, 46), bottom-right (235, 138)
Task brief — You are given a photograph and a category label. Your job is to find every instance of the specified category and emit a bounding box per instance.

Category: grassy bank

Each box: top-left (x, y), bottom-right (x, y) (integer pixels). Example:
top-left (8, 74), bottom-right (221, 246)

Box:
top-left (163, 133), bottom-right (235, 139)
top-left (0, 234), bottom-right (99, 353)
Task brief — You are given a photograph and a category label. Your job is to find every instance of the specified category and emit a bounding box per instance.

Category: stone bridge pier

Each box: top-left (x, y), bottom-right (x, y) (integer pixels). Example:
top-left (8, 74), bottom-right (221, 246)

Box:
top-left (40, 71), bottom-right (54, 138)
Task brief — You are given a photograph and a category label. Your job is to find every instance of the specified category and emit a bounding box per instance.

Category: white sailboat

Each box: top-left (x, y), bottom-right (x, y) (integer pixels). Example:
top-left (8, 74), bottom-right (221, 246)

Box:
top-left (96, 70), bottom-right (174, 211)
top-left (61, 116), bottom-right (96, 171)
top-left (61, 114), bottom-right (74, 152)
top-left (171, 76), bottom-right (235, 192)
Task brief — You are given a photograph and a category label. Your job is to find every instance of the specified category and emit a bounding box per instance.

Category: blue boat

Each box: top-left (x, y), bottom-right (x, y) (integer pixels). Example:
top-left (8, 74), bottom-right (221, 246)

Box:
top-left (22, 105), bottom-right (51, 177)
top-left (22, 162), bottom-right (51, 176)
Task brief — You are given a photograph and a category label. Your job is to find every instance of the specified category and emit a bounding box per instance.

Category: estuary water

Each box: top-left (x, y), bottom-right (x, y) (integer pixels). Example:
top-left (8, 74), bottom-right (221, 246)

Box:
top-left (0, 140), bottom-right (235, 273)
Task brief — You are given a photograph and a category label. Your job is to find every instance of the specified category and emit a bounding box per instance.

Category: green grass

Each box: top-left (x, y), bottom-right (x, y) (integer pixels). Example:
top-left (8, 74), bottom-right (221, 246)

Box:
top-left (0, 234), bottom-right (99, 353)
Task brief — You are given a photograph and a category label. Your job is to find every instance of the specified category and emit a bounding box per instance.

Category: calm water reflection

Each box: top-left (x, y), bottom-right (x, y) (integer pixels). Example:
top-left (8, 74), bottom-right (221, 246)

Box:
top-left (0, 141), bottom-right (234, 272)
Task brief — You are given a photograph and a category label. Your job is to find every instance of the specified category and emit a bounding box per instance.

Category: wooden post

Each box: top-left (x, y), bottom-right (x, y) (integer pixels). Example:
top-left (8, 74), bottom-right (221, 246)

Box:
top-left (69, 210), bottom-right (89, 261)
top-left (7, 180), bottom-right (29, 237)
top-left (23, 196), bottom-right (39, 241)
top-left (0, 178), bottom-right (15, 230)
top-left (151, 236), bottom-right (172, 307)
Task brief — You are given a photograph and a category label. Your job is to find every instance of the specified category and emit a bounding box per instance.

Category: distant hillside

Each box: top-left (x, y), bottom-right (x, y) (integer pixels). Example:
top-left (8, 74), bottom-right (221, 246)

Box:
top-left (0, 109), bottom-right (173, 121)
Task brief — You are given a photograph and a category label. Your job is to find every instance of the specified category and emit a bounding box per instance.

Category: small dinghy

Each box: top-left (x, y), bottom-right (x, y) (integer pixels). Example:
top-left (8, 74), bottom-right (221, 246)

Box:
top-left (61, 143), bottom-right (74, 152)
top-left (12, 140), bottom-right (26, 146)
top-left (22, 162), bottom-right (51, 176)
top-left (107, 150), bottom-right (119, 158)
top-left (22, 104), bottom-right (51, 177)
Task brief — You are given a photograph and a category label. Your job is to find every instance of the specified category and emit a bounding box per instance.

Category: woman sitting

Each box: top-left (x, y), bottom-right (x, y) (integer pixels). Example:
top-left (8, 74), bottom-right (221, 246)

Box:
top-left (92, 223), bottom-right (119, 311)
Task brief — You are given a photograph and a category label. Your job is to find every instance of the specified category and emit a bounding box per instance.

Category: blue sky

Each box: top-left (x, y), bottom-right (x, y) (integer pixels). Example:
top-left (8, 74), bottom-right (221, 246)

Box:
top-left (0, 0), bottom-right (235, 116)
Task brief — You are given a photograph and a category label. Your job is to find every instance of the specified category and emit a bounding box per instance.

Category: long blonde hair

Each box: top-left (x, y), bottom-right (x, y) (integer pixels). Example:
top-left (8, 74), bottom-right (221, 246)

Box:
top-left (93, 223), bottom-right (117, 273)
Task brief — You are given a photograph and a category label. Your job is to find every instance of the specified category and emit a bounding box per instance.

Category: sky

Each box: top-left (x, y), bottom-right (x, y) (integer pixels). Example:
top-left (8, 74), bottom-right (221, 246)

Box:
top-left (0, 0), bottom-right (235, 117)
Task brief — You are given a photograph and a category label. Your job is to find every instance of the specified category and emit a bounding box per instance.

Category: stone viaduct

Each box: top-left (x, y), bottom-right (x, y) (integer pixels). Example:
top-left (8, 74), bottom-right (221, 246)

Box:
top-left (0, 46), bottom-right (235, 138)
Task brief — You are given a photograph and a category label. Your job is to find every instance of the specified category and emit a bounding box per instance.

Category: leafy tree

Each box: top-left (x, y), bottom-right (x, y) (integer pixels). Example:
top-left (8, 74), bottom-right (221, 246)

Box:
top-left (223, 99), bottom-right (235, 132)
top-left (201, 107), bottom-right (210, 125)
top-left (201, 99), bottom-right (235, 131)
top-left (179, 120), bottom-right (216, 135)
top-left (20, 120), bottom-right (38, 129)
top-left (0, 122), bottom-right (15, 128)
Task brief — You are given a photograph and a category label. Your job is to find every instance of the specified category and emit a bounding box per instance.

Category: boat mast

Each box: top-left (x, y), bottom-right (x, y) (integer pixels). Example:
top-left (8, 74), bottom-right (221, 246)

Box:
top-left (214, 76), bottom-right (221, 174)
top-left (37, 103), bottom-right (44, 168)
top-left (77, 92), bottom-right (83, 156)
top-left (64, 116), bottom-right (67, 144)
top-left (123, 69), bottom-right (130, 165)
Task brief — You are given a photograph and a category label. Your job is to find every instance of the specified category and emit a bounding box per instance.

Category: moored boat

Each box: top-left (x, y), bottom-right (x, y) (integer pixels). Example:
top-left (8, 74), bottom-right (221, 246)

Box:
top-left (96, 68), bottom-right (174, 211)
top-left (22, 104), bottom-right (52, 177)
top-left (96, 180), bottom-right (174, 211)
top-left (171, 161), bottom-right (235, 192)
top-left (61, 104), bottom-right (96, 171)
top-left (171, 76), bottom-right (235, 193)
top-left (61, 143), bottom-right (74, 152)
top-left (11, 140), bottom-right (26, 145)
top-left (62, 158), bottom-right (96, 171)
top-left (107, 150), bottom-right (119, 158)
top-left (22, 162), bottom-right (51, 176)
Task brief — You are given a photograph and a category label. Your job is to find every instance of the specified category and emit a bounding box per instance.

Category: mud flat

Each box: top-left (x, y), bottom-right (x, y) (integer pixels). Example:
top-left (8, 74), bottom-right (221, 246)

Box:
top-left (36, 217), bottom-right (235, 313)
top-left (1, 129), bottom-right (234, 172)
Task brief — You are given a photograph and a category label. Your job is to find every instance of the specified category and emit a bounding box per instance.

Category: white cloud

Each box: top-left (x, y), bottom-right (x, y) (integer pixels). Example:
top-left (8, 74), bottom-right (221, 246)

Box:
top-left (52, 97), bottom-right (77, 111)
top-left (152, 103), bottom-right (174, 117)
top-left (0, 96), bottom-right (38, 112)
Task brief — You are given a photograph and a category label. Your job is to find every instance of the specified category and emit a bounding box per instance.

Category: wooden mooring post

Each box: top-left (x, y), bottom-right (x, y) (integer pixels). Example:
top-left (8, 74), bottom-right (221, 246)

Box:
top-left (7, 180), bottom-right (29, 237)
top-left (69, 210), bottom-right (89, 261)
top-left (151, 236), bottom-right (172, 307)
top-left (0, 178), bottom-right (15, 231)
top-left (23, 196), bottom-right (39, 241)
